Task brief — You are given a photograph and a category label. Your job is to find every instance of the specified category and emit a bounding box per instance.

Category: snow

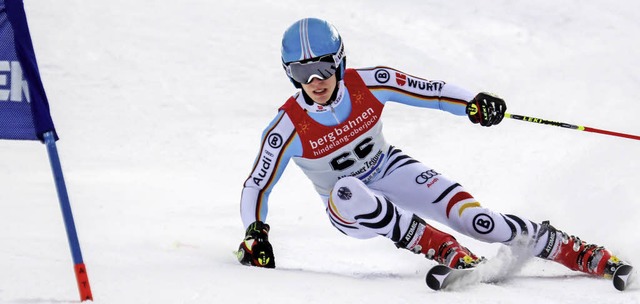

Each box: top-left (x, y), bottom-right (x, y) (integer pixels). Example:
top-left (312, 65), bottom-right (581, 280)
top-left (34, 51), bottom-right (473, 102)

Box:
top-left (1, 0), bottom-right (639, 303)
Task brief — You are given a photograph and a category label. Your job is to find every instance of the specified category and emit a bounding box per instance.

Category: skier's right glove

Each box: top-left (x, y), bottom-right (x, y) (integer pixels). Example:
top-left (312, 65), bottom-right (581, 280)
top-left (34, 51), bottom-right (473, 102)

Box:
top-left (236, 221), bottom-right (276, 268)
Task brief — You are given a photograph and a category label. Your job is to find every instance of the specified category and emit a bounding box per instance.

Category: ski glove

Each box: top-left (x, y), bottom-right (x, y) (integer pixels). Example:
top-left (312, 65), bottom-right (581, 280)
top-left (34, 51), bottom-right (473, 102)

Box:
top-left (237, 221), bottom-right (276, 268)
top-left (466, 92), bottom-right (507, 127)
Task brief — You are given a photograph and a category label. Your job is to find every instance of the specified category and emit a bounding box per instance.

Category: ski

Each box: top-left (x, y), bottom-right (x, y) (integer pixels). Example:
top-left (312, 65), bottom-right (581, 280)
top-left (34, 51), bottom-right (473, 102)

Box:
top-left (612, 264), bottom-right (633, 291)
top-left (426, 263), bottom-right (635, 291)
top-left (425, 265), bottom-right (478, 290)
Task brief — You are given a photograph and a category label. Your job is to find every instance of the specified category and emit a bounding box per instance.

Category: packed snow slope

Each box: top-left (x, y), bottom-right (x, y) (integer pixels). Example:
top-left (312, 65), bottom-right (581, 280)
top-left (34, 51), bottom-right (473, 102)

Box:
top-left (0, 0), bottom-right (639, 303)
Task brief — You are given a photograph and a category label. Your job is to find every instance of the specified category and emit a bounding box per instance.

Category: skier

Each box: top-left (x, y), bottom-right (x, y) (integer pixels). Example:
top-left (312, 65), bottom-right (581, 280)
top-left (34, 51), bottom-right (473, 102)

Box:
top-left (236, 17), bottom-right (630, 282)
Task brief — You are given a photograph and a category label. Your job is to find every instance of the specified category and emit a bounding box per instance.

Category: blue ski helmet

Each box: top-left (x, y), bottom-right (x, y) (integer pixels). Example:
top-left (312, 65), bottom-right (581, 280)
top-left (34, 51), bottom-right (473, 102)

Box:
top-left (281, 18), bottom-right (346, 88)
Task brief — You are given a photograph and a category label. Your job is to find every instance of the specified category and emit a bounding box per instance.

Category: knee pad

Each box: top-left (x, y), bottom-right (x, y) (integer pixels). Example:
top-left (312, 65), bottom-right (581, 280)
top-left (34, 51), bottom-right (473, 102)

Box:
top-left (326, 177), bottom-right (382, 239)
top-left (329, 177), bottom-right (375, 222)
top-left (328, 177), bottom-right (422, 243)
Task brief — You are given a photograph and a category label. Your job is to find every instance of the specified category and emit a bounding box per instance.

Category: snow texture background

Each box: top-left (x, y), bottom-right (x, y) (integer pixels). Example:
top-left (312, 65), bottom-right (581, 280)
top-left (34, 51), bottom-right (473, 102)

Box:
top-left (0, 0), bottom-right (639, 303)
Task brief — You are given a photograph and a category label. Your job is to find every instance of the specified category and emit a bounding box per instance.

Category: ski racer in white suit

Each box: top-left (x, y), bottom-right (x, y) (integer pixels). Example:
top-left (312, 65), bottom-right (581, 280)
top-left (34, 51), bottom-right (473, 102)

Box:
top-left (236, 18), bottom-right (629, 279)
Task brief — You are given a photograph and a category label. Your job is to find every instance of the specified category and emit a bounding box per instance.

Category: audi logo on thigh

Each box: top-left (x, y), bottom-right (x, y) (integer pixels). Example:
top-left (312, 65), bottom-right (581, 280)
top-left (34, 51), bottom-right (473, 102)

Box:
top-left (415, 169), bottom-right (440, 184)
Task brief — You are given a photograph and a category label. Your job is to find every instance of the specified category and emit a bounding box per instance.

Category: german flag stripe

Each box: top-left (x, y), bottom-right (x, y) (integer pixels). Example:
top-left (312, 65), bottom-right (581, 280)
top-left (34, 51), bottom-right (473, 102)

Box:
top-left (243, 113), bottom-right (287, 187)
top-left (328, 196), bottom-right (356, 225)
top-left (253, 128), bottom-right (297, 222)
top-left (369, 86), bottom-right (468, 107)
top-left (445, 191), bottom-right (475, 218)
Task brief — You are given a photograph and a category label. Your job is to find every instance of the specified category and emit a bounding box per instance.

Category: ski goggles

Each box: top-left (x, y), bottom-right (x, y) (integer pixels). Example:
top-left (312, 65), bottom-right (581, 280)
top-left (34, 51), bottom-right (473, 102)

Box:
top-left (284, 44), bottom-right (344, 84)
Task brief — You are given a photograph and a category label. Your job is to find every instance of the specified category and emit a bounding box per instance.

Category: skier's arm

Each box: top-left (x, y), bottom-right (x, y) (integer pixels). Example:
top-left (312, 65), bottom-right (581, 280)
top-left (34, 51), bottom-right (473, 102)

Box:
top-left (355, 66), bottom-right (474, 115)
top-left (238, 111), bottom-right (300, 269)
top-left (239, 110), bottom-right (300, 229)
top-left (356, 66), bottom-right (506, 126)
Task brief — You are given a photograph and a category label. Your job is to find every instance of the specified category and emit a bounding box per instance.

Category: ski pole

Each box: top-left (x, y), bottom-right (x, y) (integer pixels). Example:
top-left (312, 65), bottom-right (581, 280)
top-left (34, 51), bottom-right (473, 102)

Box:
top-left (505, 113), bottom-right (640, 141)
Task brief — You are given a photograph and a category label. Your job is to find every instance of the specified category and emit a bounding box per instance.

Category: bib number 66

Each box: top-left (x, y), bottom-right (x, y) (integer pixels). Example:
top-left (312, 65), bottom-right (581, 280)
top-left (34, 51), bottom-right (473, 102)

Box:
top-left (329, 137), bottom-right (374, 171)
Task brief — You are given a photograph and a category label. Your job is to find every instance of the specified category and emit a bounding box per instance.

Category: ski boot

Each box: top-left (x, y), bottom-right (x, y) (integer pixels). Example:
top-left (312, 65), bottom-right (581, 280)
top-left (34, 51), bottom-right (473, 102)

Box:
top-left (537, 221), bottom-right (629, 278)
top-left (397, 215), bottom-right (483, 269)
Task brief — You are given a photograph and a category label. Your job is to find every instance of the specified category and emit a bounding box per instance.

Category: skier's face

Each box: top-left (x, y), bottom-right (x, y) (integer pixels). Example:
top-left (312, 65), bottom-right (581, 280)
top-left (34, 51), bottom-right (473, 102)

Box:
top-left (300, 74), bottom-right (337, 105)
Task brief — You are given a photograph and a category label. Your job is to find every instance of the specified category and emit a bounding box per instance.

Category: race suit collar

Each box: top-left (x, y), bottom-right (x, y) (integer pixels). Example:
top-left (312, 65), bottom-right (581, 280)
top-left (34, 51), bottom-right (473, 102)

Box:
top-left (297, 80), bottom-right (346, 113)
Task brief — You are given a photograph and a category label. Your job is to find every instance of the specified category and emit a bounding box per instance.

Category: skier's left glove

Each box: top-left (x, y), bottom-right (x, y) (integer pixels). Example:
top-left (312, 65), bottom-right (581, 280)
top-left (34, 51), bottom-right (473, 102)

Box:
top-left (466, 92), bottom-right (507, 127)
top-left (236, 221), bottom-right (276, 268)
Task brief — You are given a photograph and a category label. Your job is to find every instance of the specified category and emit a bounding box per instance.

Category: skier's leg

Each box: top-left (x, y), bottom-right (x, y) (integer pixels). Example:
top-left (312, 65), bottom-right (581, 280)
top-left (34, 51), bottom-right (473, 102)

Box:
top-left (327, 176), bottom-right (481, 268)
top-left (369, 154), bottom-right (543, 248)
top-left (369, 150), bottom-right (629, 277)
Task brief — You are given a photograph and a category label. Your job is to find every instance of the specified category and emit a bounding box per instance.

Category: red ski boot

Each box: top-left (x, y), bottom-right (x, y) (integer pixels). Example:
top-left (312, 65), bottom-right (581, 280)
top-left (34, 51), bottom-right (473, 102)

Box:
top-left (397, 216), bottom-right (482, 269)
top-left (537, 221), bottom-right (628, 278)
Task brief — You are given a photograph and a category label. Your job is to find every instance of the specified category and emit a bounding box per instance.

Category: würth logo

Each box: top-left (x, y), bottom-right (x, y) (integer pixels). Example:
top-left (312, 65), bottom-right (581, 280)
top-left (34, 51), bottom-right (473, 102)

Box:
top-left (395, 72), bottom-right (406, 86)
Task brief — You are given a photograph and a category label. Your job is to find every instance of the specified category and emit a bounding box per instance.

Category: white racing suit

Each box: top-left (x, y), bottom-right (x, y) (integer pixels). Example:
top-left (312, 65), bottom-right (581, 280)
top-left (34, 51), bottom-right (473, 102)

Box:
top-left (240, 67), bottom-right (550, 256)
